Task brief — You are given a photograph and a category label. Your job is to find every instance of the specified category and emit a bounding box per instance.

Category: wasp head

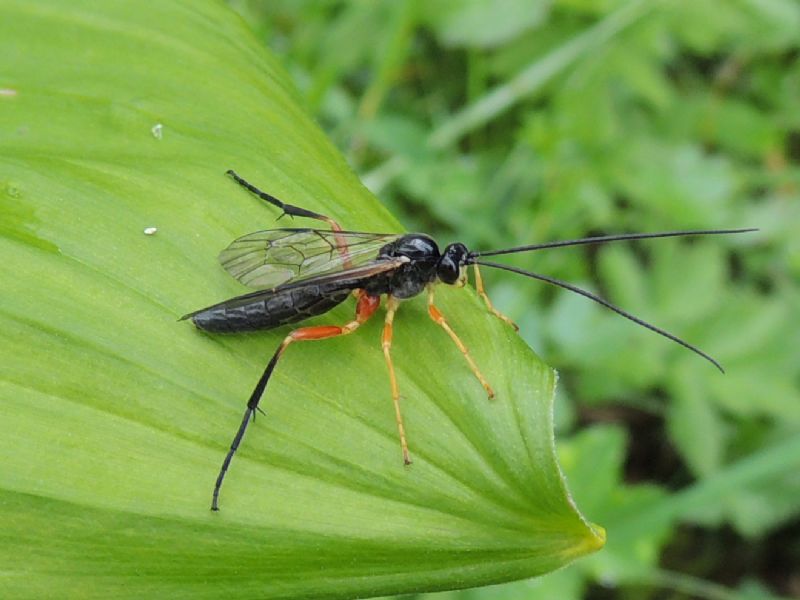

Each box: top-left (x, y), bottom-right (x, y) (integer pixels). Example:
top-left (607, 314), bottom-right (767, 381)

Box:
top-left (437, 243), bottom-right (469, 286)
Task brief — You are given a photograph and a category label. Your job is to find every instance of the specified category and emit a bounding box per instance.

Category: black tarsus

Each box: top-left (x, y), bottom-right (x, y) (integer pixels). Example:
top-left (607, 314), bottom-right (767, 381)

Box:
top-left (474, 259), bottom-right (725, 373)
top-left (226, 169), bottom-right (331, 222)
top-left (211, 339), bottom-right (285, 511)
top-left (471, 228), bottom-right (758, 258)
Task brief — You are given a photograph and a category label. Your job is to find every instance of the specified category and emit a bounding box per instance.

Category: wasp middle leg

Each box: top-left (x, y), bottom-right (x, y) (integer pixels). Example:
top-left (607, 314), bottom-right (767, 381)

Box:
top-left (381, 295), bottom-right (412, 466)
top-left (427, 286), bottom-right (495, 399)
top-left (211, 291), bottom-right (380, 511)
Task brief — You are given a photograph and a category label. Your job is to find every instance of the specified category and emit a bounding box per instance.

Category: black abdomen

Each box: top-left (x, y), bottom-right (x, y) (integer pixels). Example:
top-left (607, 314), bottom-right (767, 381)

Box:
top-left (189, 285), bottom-right (352, 333)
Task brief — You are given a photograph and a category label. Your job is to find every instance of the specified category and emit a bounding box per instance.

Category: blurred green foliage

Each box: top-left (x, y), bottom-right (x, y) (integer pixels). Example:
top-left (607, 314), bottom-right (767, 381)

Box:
top-left (231, 0), bottom-right (799, 598)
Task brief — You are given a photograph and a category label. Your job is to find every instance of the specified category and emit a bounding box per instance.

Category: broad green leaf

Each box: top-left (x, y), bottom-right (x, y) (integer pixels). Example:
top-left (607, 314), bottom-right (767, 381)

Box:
top-left (410, 565), bottom-right (583, 600)
top-left (0, 2), bottom-right (603, 598)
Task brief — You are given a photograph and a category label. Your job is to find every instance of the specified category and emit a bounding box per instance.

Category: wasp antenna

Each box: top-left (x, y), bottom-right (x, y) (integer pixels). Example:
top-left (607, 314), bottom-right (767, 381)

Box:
top-left (472, 228), bottom-right (758, 258)
top-left (476, 260), bottom-right (725, 372)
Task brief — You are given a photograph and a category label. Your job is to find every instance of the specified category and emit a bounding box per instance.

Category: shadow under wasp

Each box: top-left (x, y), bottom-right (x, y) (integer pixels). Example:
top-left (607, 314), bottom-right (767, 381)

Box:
top-left (182, 170), bottom-right (756, 511)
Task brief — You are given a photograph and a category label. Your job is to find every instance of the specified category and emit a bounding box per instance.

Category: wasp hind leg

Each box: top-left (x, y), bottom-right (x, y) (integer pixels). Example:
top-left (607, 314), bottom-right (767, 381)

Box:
top-left (427, 287), bottom-right (495, 399)
top-left (226, 169), bottom-right (353, 266)
top-left (211, 292), bottom-right (380, 511)
top-left (226, 169), bottom-right (344, 232)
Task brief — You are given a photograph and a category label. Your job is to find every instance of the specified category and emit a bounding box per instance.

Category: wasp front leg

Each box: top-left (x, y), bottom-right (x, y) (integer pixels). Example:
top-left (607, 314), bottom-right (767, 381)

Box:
top-left (472, 263), bottom-right (519, 331)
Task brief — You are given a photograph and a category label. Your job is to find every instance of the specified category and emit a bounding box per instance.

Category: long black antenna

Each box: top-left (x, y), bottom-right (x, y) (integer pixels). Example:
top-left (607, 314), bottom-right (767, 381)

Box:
top-left (473, 228), bottom-right (757, 258)
top-left (474, 260), bottom-right (725, 372)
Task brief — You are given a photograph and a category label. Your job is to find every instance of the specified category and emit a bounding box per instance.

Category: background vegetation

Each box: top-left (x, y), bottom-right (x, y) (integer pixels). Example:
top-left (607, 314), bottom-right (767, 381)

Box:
top-left (230, 1), bottom-right (800, 598)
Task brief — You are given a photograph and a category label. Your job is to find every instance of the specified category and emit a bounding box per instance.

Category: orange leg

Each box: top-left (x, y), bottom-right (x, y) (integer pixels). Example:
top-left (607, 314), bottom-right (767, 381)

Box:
top-left (382, 296), bottom-right (411, 465)
top-left (211, 291), bottom-right (380, 510)
top-left (472, 263), bottom-right (519, 331)
top-left (427, 287), bottom-right (495, 399)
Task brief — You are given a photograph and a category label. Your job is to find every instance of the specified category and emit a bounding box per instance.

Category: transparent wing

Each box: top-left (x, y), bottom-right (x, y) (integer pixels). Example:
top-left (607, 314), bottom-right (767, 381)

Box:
top-left (219, 228), bottom-right (402, 288)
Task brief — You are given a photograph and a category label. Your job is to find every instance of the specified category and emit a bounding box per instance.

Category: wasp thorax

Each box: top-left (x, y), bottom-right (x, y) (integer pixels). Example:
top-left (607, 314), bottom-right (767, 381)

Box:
top-left (379, 234), bottom-right (440, 262)
top-left (373, 234), bottom-right (442, 299)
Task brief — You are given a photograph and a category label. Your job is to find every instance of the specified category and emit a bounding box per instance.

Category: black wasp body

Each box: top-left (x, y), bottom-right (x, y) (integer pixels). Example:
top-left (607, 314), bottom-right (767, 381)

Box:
top-left (184, 170), bottom-right (755, 511)
top-left (190, 278), bottom-right (352, 333)
top-left (189, 233), bottom-right (470, 333)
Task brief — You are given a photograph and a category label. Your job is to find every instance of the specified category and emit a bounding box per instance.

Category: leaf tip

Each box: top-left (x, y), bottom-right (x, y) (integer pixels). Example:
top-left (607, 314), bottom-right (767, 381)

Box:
top-left (586, 522), bottom-right (607, 551)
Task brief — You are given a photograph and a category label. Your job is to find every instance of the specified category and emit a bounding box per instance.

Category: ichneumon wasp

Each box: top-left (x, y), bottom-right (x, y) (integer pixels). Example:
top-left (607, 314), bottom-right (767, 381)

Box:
top-left (183, 170), bottom-right (756, 511)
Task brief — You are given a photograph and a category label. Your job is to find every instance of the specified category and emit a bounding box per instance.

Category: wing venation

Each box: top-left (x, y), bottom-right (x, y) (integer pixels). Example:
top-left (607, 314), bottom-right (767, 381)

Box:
top-left (219, 228), bottom-right (401, 289)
